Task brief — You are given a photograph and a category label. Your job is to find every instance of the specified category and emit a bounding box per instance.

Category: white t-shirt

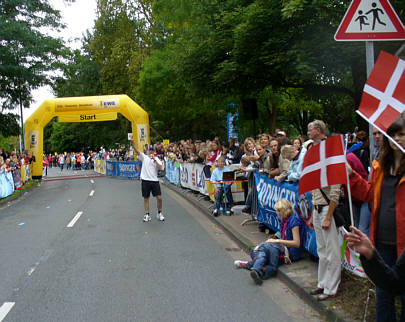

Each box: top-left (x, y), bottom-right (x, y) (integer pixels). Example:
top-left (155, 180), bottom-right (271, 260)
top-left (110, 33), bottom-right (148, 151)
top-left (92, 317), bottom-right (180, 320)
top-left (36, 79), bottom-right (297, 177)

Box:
top-left (138, 152), bottom-right (163, 181)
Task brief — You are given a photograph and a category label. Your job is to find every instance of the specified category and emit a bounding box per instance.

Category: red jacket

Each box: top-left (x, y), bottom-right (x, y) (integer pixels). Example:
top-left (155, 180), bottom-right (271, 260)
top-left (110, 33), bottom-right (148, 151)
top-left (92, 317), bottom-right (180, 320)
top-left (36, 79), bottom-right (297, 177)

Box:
top-left (350, 160), bottom-right (405, 257)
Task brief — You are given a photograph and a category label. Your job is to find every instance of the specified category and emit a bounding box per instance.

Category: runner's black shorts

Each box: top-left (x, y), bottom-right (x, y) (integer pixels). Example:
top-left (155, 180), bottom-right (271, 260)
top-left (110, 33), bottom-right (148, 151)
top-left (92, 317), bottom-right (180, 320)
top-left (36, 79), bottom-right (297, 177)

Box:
top-left (141, 179), bottom-right (161, 198)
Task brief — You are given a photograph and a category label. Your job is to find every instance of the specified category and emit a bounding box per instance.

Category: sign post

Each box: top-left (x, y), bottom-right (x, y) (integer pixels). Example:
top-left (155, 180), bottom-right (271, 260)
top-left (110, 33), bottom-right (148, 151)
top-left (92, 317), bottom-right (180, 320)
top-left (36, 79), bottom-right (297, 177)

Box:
top-left (335, 0), bottom-right (405, 157)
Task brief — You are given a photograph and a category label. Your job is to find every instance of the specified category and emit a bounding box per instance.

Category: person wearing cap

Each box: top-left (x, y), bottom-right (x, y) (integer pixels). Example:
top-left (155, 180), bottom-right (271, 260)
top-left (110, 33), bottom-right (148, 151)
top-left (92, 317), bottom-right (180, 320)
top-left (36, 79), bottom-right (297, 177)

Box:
top-left (276, 130), bottom-right (286, 138)
top-left (234, 199), bottom-right (304, 285)
top-left (130, 138), bottom-right (165, 222)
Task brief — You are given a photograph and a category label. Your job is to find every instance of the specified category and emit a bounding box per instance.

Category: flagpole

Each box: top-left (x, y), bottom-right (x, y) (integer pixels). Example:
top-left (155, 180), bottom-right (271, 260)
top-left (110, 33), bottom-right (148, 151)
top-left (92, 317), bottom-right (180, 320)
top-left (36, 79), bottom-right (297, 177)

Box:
top-left (366, 41), bottom-right (375, 170)
top-left (344, 135), bottom-right (355, 227)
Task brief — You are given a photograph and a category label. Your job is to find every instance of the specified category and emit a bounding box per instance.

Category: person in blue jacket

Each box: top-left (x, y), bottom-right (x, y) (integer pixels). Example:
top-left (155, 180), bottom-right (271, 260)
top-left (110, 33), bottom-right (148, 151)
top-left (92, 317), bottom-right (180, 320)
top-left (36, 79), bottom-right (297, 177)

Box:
top-left (210, 156), bottom-right (234, 216)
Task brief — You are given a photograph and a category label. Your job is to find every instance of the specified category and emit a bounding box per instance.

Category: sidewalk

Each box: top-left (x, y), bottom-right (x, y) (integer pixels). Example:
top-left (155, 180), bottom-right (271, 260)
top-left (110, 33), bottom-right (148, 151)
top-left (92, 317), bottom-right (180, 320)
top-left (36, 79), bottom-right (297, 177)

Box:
top-left (162, 180), bottom-right (359, 322)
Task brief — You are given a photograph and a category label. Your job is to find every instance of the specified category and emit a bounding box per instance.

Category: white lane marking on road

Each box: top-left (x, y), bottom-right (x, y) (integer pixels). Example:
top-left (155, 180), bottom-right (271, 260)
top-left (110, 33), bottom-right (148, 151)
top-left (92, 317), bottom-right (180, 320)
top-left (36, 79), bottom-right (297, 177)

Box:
top-left (67, 211), bottom-right (83, 228)
top-left (0, 302), bottom-right (15, 321)
top-left (27, 267), bottom-right (36, 276)
top-left (90, 180), bottom-right (94, 184)
top-left (89, 190), bottom-right (95, 197)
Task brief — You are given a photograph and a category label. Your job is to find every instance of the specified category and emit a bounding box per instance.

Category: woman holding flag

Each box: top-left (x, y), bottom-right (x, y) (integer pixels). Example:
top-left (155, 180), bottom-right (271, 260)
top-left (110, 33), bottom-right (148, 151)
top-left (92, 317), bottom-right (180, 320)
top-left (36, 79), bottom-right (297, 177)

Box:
top-left (348, 116), bottom-right (405, 322)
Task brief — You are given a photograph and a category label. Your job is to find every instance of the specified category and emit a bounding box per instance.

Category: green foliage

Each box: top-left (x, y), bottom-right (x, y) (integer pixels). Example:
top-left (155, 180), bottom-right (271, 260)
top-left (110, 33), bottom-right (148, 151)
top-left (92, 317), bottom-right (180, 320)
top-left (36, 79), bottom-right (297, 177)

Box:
top-left (53, 47), bottom-right (102, 98)
top-left (45, 0), bottom-right (405, 147)
top-left (0, 113), bottom-right (20, 137)
top-left (0, 133), bottom-right (19, 151)
top-left (0, 0), bottom-right (68, 110)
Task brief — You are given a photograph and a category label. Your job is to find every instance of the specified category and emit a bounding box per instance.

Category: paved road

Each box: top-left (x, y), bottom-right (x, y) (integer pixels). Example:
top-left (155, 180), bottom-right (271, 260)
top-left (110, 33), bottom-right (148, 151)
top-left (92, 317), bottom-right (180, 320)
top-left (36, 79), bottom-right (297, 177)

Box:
top-left (0, 168), bottom-right (321, 321)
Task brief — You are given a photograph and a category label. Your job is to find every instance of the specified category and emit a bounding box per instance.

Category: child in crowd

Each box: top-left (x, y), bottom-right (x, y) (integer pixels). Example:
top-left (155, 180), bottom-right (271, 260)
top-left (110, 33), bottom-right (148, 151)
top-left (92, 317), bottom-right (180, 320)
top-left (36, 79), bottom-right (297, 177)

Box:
top-left (210, 156), bottom-right (234, 216)
top-left (234, 199), bottom-right (305, 285)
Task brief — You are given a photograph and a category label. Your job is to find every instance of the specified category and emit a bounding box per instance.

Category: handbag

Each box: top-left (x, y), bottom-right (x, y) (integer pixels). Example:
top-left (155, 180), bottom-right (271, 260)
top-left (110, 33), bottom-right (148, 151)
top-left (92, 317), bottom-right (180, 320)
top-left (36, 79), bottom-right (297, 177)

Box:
top-left (319, 188), bottom-right (350, 228)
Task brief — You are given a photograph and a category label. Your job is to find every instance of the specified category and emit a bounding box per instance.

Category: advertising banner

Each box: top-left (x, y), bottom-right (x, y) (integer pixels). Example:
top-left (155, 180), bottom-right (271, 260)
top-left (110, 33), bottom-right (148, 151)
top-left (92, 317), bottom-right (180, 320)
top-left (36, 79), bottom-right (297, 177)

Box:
top-left (99, 160), bottom-right (106, 175)
top-left (106, 161), bottom-right (117, 177)
top-left (12, 169), bottom-right (23, 190)
top-left (58, 112), bottom-right (117, 123)
top-left (116, 161), bottom-right (142, 178)
top-left (227, 112), bottom-right (239, 140)
top-left (137, 124), bottom-right (148, 149)
top-left (338, 227), bottom-right (367, 278)
top-left (180, 163), bottom-right (208, 195)
top-left (95, 160), bottom-right (100, 173)
top-left (165, 161), bottom-right (180, 185)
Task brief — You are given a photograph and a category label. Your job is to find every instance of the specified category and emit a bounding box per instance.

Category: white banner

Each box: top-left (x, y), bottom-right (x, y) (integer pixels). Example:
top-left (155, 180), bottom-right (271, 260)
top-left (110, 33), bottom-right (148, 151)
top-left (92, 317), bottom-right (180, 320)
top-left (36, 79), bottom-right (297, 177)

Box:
top-left (180, 163), bottom-right (208, 195)
top-left (179, 163), bottom-right (245, 202)
top-left (338, 227), bottom-right (367, 278)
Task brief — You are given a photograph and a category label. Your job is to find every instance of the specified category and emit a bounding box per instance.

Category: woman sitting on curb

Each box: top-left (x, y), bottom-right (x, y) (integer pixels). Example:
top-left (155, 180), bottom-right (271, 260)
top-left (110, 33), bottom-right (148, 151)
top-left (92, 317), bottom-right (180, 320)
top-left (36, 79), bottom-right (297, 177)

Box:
top-left (234, 198), bottom-right (305, 285)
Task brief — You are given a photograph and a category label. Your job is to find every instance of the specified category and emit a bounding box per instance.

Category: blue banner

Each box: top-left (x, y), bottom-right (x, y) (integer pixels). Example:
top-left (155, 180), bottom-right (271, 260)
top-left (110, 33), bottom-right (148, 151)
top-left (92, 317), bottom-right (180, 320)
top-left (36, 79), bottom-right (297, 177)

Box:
top-left (116, 161), bottom-right (142, 178)
top-left (165, 161), bottom-right (180, 185)
top-left (254, 172), bottom-right (318, 257)
top-left (106, 161), bottom-right (117, 177)
top-left (227, 112), bottom-right (239, 140)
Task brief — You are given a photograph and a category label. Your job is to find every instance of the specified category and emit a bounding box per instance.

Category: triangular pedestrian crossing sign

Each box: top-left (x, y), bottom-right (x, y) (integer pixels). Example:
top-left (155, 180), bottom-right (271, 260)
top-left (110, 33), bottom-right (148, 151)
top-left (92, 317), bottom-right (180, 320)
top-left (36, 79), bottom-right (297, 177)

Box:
top-left (335, 0), bottom-right (405, 41)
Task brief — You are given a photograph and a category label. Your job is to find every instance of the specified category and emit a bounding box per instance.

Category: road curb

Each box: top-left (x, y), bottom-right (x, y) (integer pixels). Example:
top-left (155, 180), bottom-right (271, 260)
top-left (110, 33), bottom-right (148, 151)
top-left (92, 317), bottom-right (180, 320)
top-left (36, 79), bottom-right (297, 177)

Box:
top-left (162, 180), bottom-right (348, 322)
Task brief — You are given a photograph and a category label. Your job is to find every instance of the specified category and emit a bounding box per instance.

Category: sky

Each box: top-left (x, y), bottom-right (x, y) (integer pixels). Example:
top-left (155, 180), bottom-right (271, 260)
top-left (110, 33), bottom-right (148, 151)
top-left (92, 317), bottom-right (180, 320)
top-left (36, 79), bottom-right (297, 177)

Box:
top-left (16, 0), bottom-right (98, 121)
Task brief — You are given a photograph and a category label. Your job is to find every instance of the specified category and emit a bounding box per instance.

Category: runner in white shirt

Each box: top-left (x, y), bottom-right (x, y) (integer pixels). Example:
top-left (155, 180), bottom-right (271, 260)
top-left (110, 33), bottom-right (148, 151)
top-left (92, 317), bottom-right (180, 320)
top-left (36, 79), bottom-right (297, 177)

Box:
top-left (131, 138), bottom-right (165, 222)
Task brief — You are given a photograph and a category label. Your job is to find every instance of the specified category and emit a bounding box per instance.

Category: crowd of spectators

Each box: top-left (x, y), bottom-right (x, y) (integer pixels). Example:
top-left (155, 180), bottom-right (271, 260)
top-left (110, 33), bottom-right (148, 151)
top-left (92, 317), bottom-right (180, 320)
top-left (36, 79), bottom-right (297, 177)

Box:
top-left (0, 147), bottom-right (34, 191)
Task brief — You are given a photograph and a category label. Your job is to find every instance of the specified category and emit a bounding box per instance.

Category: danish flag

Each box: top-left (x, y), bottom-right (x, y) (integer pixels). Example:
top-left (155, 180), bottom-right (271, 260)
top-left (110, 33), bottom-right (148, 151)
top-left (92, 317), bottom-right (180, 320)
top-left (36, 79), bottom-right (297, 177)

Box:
top-left (357, 51), bottom-right (405, 133)
top-left (298, 135), bottom-right (347, 196)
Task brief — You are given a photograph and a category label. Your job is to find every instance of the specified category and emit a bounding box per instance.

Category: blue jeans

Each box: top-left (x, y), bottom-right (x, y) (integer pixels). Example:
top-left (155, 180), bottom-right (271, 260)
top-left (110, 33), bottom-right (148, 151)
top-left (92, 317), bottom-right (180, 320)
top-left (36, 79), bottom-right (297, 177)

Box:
top-left (213, 184), bottom-right (233, 212)
top-left (247, 243), bottom-right (280, 280)
top-left (353, 202), bottom-right (371, 236)
top-left (375, 243), bottom-right (405, 322)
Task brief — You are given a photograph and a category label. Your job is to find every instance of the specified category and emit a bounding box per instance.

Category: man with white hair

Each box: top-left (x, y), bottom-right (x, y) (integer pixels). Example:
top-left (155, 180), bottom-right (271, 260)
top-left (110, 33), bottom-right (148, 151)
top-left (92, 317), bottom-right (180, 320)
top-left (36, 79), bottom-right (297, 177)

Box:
top-left (307, 120), bottom-right (341, 301)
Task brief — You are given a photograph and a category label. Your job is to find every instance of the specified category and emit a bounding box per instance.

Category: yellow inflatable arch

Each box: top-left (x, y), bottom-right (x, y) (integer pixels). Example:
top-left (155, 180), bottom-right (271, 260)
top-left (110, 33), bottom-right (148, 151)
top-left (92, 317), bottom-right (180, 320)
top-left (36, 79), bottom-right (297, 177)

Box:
top-left (25, 94), bottom-right (150, 178)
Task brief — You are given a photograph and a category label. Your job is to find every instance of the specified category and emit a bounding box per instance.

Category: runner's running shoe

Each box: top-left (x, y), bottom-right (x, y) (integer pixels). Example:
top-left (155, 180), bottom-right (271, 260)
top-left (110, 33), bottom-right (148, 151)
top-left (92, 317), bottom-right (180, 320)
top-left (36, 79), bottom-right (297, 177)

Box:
top-left (143, 214), bottom-right (151, 222)
top-left (157, 212), bottom-right (165, 221)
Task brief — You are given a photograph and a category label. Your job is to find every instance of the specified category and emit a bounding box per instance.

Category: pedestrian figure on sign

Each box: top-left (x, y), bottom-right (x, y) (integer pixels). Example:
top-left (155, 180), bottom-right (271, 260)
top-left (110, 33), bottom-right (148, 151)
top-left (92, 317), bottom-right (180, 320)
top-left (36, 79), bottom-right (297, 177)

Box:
top-left (366, 2), bottom-right (386, 30)
top-left (355, 10), bottom-right (369, 31)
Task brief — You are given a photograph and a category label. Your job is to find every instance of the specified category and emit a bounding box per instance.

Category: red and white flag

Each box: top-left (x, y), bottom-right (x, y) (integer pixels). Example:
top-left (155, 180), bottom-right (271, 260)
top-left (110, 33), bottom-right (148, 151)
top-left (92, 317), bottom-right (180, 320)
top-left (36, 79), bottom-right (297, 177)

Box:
top-left (357, 51), bottom-right (405, 133)
top-left (299, 135), bottom-right (347, 196)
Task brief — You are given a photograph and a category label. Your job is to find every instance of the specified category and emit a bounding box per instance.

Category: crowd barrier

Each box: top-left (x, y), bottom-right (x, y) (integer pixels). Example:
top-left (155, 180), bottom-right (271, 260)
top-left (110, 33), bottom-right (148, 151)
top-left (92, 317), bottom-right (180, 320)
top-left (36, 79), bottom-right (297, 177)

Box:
top-left (0, 165), bottom-right (32, 199)
top-left (166, 161), bottom-right (245, 203)
top-left (95, 159), bottom-right (142, 178)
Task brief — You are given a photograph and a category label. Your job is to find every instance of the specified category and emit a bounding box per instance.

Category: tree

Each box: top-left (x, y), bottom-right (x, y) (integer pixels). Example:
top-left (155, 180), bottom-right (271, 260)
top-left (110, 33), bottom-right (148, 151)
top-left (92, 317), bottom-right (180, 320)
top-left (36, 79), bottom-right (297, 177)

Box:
top-left (0, 113), bottom-right (20, 137)
top-left (53, 45), bottom-right (102, 98)
top-left (90, 0), bottom-right (156, 97)
top-left (0, 0), bottom-right (68, 110)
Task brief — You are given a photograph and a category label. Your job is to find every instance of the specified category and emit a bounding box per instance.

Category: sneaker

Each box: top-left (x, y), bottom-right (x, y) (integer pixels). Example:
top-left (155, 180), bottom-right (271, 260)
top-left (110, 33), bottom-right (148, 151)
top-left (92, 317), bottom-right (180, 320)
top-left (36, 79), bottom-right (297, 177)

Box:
top-left (234, 260), bottom-right (248, 269)
top-left (157, 212), bottom-right (165, 221)
top-left (250, 270), bottom-right (263, 285)
top-left (225, 210), bottom-right (231, 216)
top-left (143, 214), bottom-right (151, 222)
top-left (212, 209), bottom-right (219, 217)
top-left (242, 207), bottom-right (251, 214)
